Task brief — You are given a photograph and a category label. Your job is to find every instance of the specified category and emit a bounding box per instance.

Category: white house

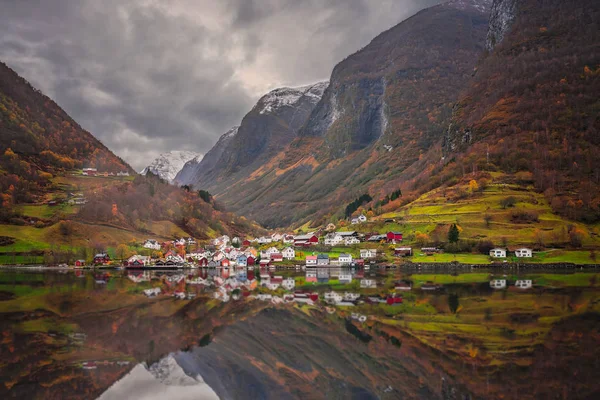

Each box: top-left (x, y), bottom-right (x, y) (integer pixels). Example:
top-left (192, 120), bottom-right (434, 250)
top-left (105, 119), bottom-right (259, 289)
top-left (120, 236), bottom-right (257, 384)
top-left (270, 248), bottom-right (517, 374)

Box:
top-left (360, 279), bottom-right (377, 289)
top-left (266, 247), bottom-right (279, 256)
top-left (358, 215), bottom-right (367, 223)
top-left (490, 279), bottom-right (507, 289)
top-left (271, 233), bottom-right (283, 242)
top-left (514, 248), bottom-right (533, 258)
top-left (324, 233), bottom-right (344, 246)
top-left (338, 253), bottom-right (353, 265)
top-left (127, 255), bottom-right (151, 266)
top-left (515, 279), bottom-right (533, 289)
top-left (324, 291), bottom-right (343, 304)
top-left (351, 218), bottom-right (360, 225)
top-left (257, 236), bottom-right (273, 244)
top-left (143, 239), bottom-right (161, 250)
top-left (166, 253), bottom-right (185, 263)
top-left (360, 249), bottom-right (377, 259)
top-left (282, 278), bottom-right (295, 291)
top-left (489, 248), bottom-right (507, 258)
top-left (317, 254), bottom-right (330, 266)
top-left (116, 171), bottom-right (130, 177)
top-left (306, 255), bottom-right (317, 266)
top-left (143, 287), bottom-right (161, 297)
top-left (344, 237), bottom-right (361, 245)
top-left (282, 234), bottom-right (295, 244)
top-left (281, 247), bottom-right (295, 260)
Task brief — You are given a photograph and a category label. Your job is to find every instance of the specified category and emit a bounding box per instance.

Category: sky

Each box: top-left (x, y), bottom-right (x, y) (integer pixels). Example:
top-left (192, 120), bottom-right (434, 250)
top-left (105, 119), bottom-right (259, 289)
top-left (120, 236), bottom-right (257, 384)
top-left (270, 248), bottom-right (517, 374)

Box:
top-left (0, 0), bottom-right (440, 171)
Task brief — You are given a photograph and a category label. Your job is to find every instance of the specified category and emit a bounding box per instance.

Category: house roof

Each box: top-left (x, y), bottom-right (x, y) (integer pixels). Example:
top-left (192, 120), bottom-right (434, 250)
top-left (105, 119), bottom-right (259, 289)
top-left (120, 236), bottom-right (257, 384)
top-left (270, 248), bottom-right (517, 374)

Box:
top-left (306, 255), bottom-right (317, 260)
top-left (388, 231), bottom-right (403, 235)
top-left (294, 234), bottom-right (316, 240)
top-left (491, 248), bottom-right (506, 251)
top-left (317, 254), bottom-right (329, 259)
top-left (339, 253), bottom-right (351, 258)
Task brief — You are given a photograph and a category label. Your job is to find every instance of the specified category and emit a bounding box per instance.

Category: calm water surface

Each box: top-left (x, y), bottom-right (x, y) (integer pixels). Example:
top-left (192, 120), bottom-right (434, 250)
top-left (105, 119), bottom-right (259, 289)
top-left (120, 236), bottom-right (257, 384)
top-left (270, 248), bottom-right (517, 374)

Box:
top-left (0, 268), bottom-right (599, 399)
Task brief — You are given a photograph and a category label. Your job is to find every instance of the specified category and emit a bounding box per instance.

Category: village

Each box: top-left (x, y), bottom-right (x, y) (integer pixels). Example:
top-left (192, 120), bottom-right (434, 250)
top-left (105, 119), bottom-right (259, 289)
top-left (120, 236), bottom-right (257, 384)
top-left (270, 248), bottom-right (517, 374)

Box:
top-left (72, 222), bottom-right (540, 317)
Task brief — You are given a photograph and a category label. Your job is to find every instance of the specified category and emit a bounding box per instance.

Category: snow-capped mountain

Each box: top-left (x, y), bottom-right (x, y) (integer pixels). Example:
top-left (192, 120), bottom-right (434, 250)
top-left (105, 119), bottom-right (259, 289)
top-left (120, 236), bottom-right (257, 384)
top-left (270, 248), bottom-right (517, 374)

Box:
top-left (175, 81), bottom-right (328, 189)
top-left (141, 151), bottom-right (201, 183)
top-left (256, 81), bottom-right (329, 115)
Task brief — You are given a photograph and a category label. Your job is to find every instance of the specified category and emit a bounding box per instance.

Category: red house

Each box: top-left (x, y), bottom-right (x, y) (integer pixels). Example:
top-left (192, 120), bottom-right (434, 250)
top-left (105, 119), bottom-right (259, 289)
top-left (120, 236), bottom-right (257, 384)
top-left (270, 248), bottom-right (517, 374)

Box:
top-left (386, 296), bottom-right (403, 305)
top-left (93, 253), bottom-right (110, 265)
top-left (75, 260), bottom-right (86, 267)
top-left (270, 253), bottom-right (283, 262)
top-left (386, 231), bottom-right (403, 243)
top-left (294, 234), bottom-right (319, 247)
top-left (198, 257), bottom-right (208, 267)
top-left (247, 256), bottom-right (256, 266)
top-left (242, 240), bottom-right (251, 247)
top-left (221, 259), bottom-right (230, 267)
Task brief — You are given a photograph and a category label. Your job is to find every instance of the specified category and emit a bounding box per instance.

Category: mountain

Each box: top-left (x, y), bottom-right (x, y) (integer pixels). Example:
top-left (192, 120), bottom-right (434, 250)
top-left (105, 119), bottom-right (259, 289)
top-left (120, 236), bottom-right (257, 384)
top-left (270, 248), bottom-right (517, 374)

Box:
top-left (141, 151), bottom-right (201, 183)
top-left (174, 126), bottom-right (239, 186)
top-left (185, 0), bottom-right (492, 227)
top-left (440, 0), bottom-right (600, 222)
top-left (0, 61), bottom-right (132, 174)
top-left (175, 82), bottom-right (328, 190)
top-left (0, 60), bottom-right (264, 252)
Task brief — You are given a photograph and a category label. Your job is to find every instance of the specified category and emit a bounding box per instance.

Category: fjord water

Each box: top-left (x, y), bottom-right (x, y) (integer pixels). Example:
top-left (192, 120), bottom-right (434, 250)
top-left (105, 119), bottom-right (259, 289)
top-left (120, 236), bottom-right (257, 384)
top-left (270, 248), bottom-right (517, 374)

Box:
top-left (0, 268), bottom-right (599, 399)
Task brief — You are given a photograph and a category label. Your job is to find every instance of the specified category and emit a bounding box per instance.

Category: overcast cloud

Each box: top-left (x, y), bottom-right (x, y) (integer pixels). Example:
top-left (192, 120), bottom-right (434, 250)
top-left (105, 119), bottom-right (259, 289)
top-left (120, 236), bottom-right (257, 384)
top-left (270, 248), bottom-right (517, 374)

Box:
top-left (0, 0), bottom-right (440, 170)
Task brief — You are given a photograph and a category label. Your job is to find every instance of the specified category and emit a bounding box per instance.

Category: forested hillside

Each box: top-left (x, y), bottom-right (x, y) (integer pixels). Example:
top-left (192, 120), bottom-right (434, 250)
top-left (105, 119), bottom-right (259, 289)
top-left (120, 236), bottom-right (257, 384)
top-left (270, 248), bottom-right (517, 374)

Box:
top-left (0, 61), bottom-right (132, 212)
top-left (194, 0), bottom-right (492, 227)
top-left (438, 0), bottom-right (600, 222)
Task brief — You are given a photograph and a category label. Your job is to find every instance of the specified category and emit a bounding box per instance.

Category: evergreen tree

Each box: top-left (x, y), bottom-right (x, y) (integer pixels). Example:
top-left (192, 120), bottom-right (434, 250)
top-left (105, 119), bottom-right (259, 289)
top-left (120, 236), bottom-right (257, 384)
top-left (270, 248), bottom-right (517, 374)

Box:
top-left (448, 223), bottom-right (460, 243)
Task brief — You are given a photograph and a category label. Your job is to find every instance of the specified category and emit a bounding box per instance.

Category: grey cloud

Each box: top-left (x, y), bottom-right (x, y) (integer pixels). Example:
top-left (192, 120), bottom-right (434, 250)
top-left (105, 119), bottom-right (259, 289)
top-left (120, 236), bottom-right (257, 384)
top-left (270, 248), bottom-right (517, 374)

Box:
top-left (0, 0), bottom-right (440, 170)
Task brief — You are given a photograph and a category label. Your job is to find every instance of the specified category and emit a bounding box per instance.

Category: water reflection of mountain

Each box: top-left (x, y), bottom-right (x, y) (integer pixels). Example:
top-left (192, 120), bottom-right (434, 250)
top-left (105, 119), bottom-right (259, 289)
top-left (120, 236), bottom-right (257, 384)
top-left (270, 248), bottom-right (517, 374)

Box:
top-left (99, 354), bottom-right (218, 400)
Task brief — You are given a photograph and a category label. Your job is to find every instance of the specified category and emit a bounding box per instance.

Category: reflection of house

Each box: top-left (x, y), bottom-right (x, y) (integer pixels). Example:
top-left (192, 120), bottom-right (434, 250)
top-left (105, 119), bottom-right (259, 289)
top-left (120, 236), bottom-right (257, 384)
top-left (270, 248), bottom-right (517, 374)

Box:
top-left (514, 248), bottom-right (533, 258)
top-left (515, 280), bottom-right (532, 289)
top-left (282, 278), bottom-right (295, 291)
top-left (395, 281), bottom-right (412, 291)
top-left (305, 269), bottom-right (317, 283)
top-left (489, 248), bottom-right (507, 258)
top-left (360, 279), bottom-right (377, 289)
top-left (490, 279), bottom-right (506, 289)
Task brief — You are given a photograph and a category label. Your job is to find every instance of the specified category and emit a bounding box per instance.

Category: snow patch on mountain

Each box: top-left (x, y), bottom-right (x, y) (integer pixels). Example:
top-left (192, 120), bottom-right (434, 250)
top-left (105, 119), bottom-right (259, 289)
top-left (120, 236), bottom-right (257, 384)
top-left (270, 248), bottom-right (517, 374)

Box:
top-left (141, 151), bottom-right (201, 183)
top-left (257, 81), bottom-right (329, 115)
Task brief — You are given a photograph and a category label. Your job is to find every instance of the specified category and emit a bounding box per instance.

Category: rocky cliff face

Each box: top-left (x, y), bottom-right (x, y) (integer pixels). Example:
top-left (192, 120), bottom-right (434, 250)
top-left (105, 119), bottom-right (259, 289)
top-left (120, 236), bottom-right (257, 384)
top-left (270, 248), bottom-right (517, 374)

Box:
top-left (175, 82), bottom-right (328, 189)
top-left (174, 126), bottom-right (238, 186)
top-left (194, 0), bottom-right (491, 227)
top-left (441, 0), bottom-right (600, 222)
top-left (486, 0), bottom-right (519, 50)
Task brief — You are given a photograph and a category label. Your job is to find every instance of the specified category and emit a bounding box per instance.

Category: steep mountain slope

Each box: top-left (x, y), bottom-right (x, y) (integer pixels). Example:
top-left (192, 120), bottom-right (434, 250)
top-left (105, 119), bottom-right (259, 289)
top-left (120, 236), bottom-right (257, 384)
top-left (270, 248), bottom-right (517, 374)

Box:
top-left (175, 82), bottom-right (328, 189)
top-left (141, 151), bottom-right (200, 183)
top-left (174, 126), bottom-right (239, 186)
top-left (194, 0), bottom-right (492, 227)
top-left (0, 61), bottom-right (131, 173)
top-left (439, 0), bottom-right (600, 222)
